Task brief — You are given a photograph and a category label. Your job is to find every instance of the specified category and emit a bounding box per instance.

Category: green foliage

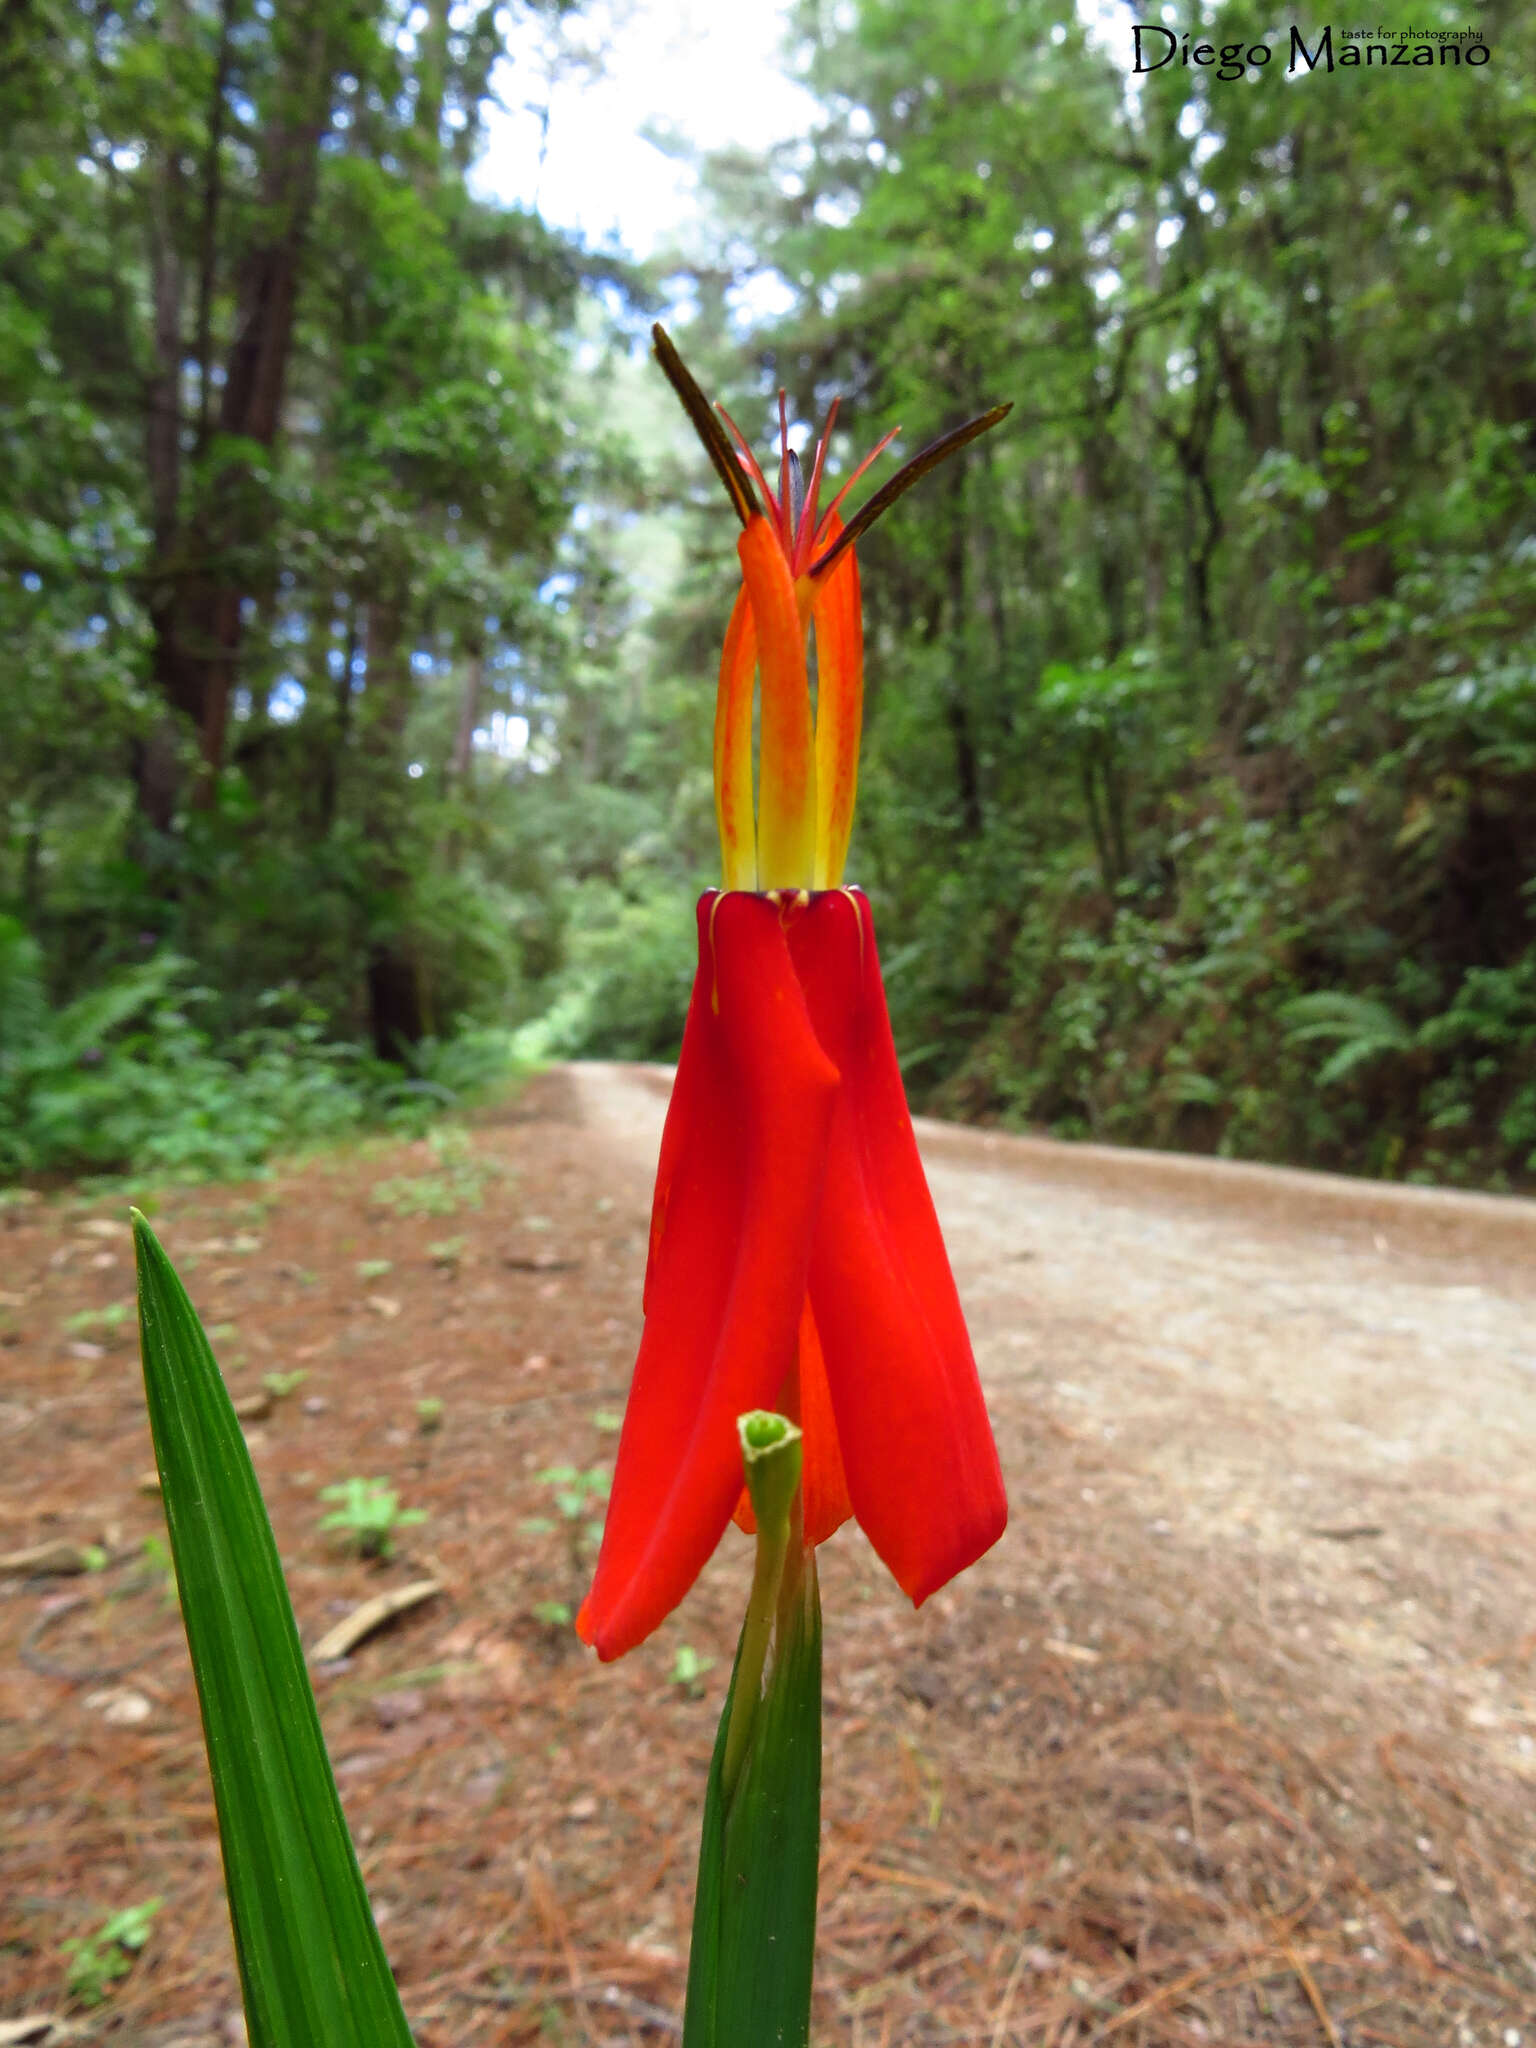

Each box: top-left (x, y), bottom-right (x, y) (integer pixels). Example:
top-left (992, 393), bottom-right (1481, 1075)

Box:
top-left (0, 943), bottom-right (511, 1181)
top-left (627, 0), bottom-right (1536, 1189)
top-left (1279, 993), bottom-right (1417, 1088)
top-left (0, 0), bottom-right (643, 1178)
top-left (62, 1898), bottom-right (164, 2007)
top-left (317, 1478), bottom-right (428, 1561)
top-left (1036, 653), bottom-right (1188, 889)
top-left (518, 883), bottom-right (700, 1062)
top-left (8, 0), bottom-right (1536, 1194)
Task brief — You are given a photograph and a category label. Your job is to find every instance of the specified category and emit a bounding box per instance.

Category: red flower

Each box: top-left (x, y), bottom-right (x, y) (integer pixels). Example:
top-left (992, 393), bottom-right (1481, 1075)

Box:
top-left (576, 334), bottom-right (1009, 1661)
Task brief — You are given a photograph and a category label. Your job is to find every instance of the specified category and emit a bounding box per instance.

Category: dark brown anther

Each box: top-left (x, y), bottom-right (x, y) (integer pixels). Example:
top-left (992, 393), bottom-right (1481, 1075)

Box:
top-left (652, 322), bottom-right (1012, 576)
top-left (806, 403), bottom-right (1014, 579)
top-left (651, 324), bottom-right (757, 528)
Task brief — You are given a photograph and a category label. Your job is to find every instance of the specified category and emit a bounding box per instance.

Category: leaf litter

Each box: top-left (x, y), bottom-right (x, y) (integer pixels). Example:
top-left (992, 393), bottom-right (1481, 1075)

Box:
top-left (0, 1069), bottom-right (1532, 2042)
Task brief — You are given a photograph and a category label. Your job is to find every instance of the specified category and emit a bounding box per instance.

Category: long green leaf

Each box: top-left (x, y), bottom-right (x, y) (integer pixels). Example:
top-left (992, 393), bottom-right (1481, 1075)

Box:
top-left (684, 1551), bottom-right (822, 2048)
top-left (132, 1211), bottom-right (416, 2048)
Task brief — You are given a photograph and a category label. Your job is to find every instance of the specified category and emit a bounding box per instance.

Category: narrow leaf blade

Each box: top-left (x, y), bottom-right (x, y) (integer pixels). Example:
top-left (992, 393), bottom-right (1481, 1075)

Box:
top-left (684, 1555), bottom-right (822, 2048)
top-left (133, 1211), bottom-right (415, 2048)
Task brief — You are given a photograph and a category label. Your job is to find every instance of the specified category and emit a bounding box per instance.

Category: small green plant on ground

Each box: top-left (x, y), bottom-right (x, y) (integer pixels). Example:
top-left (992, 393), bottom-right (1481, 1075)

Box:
top-left (535, 1464), bottom-right (609, 1550)
top-left (63, 1302), bottom-right (131, 1341)
top-left (670, 1643), bottom-right (715, 1696)
top-left (356, 1258), bottom-right (394, 1281)
top-left (370, 1126), bottom-right (506, 1219)
top-left (0, 937), bottom-right (514, 1184)
top-left (142, 1532), bottom-right (178, 1603)
top-left (415, 1397), bottom-right (444, 1433)
top-left (62, 1897), bottom-right (163, 2006)
top-left (523, 1465), bottom-right (609, 1629)
top-left (262, 1369), bottom-right (307, 1399)
top-left (318, 1478), bottom-right (427, 1561)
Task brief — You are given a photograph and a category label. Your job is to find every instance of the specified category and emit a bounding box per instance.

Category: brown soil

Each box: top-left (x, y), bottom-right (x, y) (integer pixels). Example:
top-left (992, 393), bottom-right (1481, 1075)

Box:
top-left (2, 1065), bottom-right (1534, 2046)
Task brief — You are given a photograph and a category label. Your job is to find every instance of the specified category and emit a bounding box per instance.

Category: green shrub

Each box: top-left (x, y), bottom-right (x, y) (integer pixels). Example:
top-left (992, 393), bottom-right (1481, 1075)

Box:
top-left (0, 943), bottom-right (517, 1183)
top-left (518, 882), bottom-right (698, 1062)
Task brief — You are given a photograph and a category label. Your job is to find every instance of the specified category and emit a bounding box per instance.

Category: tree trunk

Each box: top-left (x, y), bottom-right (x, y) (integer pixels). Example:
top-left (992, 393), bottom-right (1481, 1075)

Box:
top-left (945, 693), bottom-right (983, 841)
top-left (439, 636), bottom-right (483, 867)
top-left (359, 595), bottom-right (427, 1058)
top-left (194, 0), bottom-right (237, 450)
top-left (450, 640), bottom-right (484, 783)
top-left (143, 0), bottom-right (336, 823)
top-left (318, 595), bottom-right (360, 833)
top-left (367, 947), bottom-right (427, 1062)
top-left (1081, 755), bottom-right (1112, 891)
top-left (136, 149), bottom-right (189, 833)
top-left (941, 462), bottom-right (983, 838)
top-left (146, 158), bottom-right (183, 556)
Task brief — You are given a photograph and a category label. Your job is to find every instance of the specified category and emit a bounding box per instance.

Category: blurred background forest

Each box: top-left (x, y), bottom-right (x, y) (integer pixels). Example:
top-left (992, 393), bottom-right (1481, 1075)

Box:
top-left (3, 0), bottom-right (1535, 1187)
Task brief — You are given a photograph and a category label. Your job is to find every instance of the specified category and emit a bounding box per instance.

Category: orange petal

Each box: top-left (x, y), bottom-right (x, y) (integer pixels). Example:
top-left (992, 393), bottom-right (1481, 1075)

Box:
top-left (739, 517), bottom-right (815, 889)
top-left (811, 518), bottom-right (863, 888)
top-left (714, 585), bottom-right (757, 891)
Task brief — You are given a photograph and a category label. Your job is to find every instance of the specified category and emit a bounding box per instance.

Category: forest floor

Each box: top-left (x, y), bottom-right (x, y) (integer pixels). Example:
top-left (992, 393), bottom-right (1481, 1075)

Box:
top-left (2, 1065), bottom-right (1535, 2048)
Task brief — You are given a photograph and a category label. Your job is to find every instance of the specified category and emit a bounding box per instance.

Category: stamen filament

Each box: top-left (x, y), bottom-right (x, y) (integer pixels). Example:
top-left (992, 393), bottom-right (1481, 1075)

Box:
top-left (813, 424), bottom-right (903, 552)
top-left (809, 404), bottom-right (1013, 579)
top-left (777, 390), bottom-right (793, 529)
top-left (797, 396), bottom-right (840, 571)
top-left (715, 402), bottom-right (777, 536)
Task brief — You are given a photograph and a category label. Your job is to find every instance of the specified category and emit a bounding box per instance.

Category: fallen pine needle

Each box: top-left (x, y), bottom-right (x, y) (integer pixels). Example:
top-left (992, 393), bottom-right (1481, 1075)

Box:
top-left (1285, 1940), bottom-right (1342, 2046)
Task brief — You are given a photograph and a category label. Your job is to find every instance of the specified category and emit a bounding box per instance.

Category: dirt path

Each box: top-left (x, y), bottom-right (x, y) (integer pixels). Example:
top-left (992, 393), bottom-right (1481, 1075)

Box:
top-left (570, 1063), bottom-right (1536, 2036)
top-left (573, 1060), bottom-right (1536, 1737)
top-left (2, 1067), bottom-right (1533, 2045)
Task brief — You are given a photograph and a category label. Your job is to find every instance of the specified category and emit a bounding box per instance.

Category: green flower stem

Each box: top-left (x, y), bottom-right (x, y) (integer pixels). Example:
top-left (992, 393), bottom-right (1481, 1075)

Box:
top-left (683, 1412), bottom-right (821, 2048)
top-left (721, 1411), bottom-right (803, 1800)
